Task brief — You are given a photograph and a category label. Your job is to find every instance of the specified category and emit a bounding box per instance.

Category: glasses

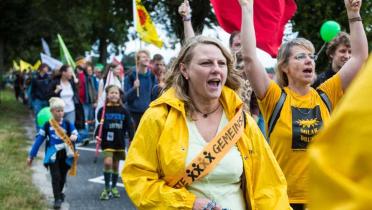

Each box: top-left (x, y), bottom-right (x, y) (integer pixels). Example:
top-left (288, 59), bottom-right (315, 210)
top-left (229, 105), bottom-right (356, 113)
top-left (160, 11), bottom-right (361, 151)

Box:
top-left (293, 53), bottom-right (317, 61)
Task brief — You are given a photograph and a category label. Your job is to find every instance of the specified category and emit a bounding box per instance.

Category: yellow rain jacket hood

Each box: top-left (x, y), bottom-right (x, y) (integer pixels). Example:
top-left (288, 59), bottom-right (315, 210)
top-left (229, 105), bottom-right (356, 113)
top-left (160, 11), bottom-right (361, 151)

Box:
top-left (122, 87), bottom-right (290, 210)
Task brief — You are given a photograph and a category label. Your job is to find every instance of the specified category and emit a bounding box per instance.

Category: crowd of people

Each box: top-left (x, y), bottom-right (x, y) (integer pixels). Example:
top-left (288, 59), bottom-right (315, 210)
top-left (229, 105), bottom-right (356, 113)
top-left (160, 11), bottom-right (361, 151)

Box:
top-left (21, 0), bottom-right (369, 209)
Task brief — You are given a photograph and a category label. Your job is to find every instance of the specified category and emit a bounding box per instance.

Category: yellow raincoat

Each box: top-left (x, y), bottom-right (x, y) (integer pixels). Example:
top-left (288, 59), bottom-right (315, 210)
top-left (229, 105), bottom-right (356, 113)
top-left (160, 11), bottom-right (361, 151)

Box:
top-left (122, 87), bottom-right (290, 209)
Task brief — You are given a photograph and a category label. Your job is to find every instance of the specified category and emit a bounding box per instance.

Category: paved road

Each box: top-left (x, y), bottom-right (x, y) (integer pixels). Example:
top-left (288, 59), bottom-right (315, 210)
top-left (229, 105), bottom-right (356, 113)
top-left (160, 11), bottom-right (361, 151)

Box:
top-left (25, 113), bottom-right (136, 210)
top-left (65, 141), bottom-right (136, 210)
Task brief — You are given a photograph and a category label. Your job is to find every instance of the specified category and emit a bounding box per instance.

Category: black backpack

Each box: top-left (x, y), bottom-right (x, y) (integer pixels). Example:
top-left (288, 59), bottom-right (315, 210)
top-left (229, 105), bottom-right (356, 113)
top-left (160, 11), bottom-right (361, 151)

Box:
top-left (266, 89), bottom-right (332, 143)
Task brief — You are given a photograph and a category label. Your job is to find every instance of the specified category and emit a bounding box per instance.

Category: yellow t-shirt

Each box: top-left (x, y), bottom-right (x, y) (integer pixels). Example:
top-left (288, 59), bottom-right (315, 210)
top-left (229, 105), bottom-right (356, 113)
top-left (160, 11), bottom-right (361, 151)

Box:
top-left (258, 74), bottom-right (343, 203)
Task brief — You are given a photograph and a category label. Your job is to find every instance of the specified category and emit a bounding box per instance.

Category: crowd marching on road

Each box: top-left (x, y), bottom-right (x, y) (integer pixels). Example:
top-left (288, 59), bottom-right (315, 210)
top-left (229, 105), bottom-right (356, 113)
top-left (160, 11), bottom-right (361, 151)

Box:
top-left (3, 0), bottom-right (368, 209)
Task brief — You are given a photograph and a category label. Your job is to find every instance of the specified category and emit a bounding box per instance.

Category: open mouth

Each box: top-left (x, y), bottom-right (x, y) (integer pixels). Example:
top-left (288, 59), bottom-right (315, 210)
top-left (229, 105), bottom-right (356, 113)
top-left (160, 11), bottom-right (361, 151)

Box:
top-left (207, 79), bottom-right (221, 88)
top-left (303, 68), bottom-right (312, 74)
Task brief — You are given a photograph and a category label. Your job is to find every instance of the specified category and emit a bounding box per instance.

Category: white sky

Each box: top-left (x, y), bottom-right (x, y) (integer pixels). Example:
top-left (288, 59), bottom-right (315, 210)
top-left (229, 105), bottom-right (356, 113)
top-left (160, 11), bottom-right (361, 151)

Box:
top-left (122, 24), bottom-right (277, 68)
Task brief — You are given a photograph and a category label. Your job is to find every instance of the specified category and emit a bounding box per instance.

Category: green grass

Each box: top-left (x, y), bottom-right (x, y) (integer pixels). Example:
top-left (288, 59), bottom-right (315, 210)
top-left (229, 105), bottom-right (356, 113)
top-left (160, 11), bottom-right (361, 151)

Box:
top-left (0, 88), bottom-right (47, 210)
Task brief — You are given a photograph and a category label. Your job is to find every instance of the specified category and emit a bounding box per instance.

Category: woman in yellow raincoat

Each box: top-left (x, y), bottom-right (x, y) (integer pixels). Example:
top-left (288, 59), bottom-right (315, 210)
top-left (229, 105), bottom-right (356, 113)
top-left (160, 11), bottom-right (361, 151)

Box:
top-left (122, 36), bottom-right (290, 210)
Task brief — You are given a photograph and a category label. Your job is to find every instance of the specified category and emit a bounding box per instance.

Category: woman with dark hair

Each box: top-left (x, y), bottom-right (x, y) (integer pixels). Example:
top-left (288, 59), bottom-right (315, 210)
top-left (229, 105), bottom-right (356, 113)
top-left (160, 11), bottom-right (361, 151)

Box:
top-left (50, 65), bottom-right (81, 127)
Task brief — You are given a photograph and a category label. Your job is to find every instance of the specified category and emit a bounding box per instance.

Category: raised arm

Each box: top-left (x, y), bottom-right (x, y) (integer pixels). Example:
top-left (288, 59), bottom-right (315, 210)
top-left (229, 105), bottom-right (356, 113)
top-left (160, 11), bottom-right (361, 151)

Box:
top-left (338, 0), bottom-right (368, 90)
top-left (239, 0), bottom-right (270, 99)
top-left (178, 0), bottom-right (195, 40)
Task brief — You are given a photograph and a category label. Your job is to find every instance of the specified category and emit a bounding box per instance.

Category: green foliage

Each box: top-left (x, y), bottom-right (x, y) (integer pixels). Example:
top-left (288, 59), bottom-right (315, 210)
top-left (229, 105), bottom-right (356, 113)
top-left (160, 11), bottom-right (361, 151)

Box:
top-left (292, 0), bottom-right (372, 73)
top-left (141, 0), bottom-right (217, 47)
top-left (0, 0), bottom-right (132, 68)
top-left (0, 89), bottom-right (46, 210)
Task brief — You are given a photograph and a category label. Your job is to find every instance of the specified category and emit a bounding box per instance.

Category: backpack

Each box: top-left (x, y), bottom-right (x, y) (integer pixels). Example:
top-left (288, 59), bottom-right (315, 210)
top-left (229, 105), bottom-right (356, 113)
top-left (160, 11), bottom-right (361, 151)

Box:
top-left (266, 89), bottom-right (332, 143)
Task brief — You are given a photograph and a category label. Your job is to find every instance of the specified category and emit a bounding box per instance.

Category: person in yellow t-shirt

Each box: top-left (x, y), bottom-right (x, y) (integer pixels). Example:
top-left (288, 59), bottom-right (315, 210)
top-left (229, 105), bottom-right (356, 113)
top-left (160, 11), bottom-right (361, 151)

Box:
top-left (238, 0), bottom-right (368, 209)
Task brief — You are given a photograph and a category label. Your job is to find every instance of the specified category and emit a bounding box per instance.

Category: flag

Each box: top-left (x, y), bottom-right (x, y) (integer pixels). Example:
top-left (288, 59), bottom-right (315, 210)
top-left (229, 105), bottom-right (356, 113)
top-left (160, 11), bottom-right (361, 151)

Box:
top-left (41, 53), bottom-right (63, 70)
top-left (41, 38), bottom-right (51, 56)
top-left (308, 55), bottom-right (372, 209)
top-left (33, 60), bottom-right (41, 70)
top-left (20, 59), bottom-right (33, 72)
top-left (133, 0), bottom-right (163, 48)
top-left (57, 34), bottom-right (76, 68)
top-left (13, 60), bottom-right (20, 71)
top-left (210, 0), bottom-right (297, 57)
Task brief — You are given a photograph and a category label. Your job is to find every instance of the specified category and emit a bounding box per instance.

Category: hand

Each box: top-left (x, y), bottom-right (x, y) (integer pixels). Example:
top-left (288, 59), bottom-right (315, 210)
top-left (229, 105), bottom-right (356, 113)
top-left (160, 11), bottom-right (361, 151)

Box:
top-left (133, 79), bottom-right (140, 88)
top-left (96, 136), bottom-right (102, 142)
top-left (70, 134), bottom-right (78, 142)
top-left (27, 157), bottom-right (33, 166)
top-left (178, 0), bottom-right (191, 17)
top-left (192, 198), bottom-right (222, 210)
top-left (345, 0), bottom-right (361, 13)
top-left (55, 85), bottom-right (62, 93)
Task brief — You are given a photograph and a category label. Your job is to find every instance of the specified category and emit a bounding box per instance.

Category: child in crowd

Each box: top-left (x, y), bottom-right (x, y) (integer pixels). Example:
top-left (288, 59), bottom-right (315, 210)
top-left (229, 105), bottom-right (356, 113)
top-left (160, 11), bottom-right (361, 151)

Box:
top-left (95, 85), bottom-right (134, 200)
top-left (27, 97), bottom-right (79, 209)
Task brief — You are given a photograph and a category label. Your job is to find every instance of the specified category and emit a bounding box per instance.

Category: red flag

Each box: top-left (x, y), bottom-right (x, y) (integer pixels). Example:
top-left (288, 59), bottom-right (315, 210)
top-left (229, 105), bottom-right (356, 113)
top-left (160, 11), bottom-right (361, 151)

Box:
top-left (210, 0), bottom-right (297, 57)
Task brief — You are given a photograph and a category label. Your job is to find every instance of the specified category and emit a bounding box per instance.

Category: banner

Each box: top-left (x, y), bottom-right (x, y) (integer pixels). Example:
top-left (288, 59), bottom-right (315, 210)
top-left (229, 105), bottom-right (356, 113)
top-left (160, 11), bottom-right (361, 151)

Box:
top-left (33, 60), bottom-right (41, 70)
top-left (210, 0), bottom-right (297, 57)
top-left (41, 53), bottom-right (63, 70)
top-left (58, 34), bottom-right (76, 68)
top-left (13, 60), bottom-right (20, 71)
top-left (133, 0), bottom-right (163, 48)
top-left (309, 55), bottom-right (372, 209)
top-left (20, 59), bottom-right (33, 71)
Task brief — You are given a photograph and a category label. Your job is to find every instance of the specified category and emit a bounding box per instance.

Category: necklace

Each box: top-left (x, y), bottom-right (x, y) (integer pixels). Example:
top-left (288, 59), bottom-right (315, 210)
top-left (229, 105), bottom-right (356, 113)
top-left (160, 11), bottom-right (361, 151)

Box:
top-left (194, 104), bottom-right (221, 118)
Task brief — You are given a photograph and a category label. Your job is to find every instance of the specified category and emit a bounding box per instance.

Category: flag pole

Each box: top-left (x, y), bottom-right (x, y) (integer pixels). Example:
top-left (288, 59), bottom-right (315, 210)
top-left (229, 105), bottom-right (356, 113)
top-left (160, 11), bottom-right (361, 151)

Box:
top-left (133, 0), bottom-right (140, 97)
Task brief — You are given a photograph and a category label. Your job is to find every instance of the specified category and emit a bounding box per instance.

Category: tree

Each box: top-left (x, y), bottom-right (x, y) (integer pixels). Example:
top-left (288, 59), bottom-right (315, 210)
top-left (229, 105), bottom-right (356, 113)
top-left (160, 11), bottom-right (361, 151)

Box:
top-left (292, 0), bottom-right (372, 73)
top-left (140, 0), bottom-right (217, 47)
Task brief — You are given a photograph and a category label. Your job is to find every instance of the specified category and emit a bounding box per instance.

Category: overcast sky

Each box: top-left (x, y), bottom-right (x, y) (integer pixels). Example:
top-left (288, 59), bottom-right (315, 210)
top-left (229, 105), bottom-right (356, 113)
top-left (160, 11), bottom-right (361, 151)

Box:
top-left (122, 25), bottom-right (277, 68)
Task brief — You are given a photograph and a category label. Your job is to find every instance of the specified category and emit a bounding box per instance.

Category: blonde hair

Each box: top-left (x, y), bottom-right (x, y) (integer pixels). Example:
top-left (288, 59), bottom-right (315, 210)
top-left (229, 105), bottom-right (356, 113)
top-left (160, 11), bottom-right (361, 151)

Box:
top-left (164, 35), bottom-right (242, 116)
top-left (275, 38), bottom-right (315, 87)
top-left (49, 97), bottom-right (65, 109)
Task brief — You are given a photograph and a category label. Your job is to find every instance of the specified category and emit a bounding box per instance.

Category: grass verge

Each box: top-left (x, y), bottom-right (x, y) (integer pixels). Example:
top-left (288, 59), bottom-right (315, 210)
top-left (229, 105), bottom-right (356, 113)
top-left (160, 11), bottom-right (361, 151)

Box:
top-left (0, 88), bottom-right (46, 210)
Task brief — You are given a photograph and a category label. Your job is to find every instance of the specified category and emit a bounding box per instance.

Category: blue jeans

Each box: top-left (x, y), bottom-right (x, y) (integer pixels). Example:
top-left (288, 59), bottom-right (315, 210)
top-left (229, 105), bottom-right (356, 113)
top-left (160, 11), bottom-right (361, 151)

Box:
top-left (32, 99), bottom-right (49, 131)
top-left (63, 110), bottom-right (76, 125)
top-left (80, 103), bottom-right (94, 141)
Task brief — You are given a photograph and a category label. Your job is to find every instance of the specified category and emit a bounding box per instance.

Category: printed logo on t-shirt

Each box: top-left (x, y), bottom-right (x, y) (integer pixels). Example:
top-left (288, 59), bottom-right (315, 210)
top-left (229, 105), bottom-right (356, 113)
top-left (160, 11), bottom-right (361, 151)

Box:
top-left (291, 105), bottom-right (323, 150)
top-left (107, 132), bottom-right (114, 142)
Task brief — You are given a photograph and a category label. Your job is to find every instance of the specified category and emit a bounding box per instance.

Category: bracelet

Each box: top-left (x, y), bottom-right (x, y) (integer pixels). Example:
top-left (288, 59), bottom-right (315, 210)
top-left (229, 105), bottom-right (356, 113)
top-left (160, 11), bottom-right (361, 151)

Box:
top-left (202, 200), bottom-right (216, 210)
top-left (349, 16), bottom-right (362, 23)
top-left (183, 16), bottom-right (191, 21)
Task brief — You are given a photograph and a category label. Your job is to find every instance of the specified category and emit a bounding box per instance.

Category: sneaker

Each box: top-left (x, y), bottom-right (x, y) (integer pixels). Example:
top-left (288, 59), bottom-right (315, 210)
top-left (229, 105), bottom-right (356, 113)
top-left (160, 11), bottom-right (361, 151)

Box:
top-left (111, 187), bottom-right (120, 198)
top-left (53, 199), bottom-right (63, 209)
top-left (100, 189), bottom-right (110, 200)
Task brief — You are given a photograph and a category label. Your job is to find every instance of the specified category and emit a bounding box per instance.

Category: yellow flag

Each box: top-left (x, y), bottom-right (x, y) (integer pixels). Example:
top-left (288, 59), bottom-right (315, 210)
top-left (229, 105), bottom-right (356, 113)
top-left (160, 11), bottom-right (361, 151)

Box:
top-left (308, 55), bottom-right (372, 210)
top-left (134, 0), bottom-right (163, 48)
top-left (33, 60), bottom-right (41, 70)
top-left (20, 59), bottom-right (33, 72)
top-left (13, 60), bottom-right (20, 70)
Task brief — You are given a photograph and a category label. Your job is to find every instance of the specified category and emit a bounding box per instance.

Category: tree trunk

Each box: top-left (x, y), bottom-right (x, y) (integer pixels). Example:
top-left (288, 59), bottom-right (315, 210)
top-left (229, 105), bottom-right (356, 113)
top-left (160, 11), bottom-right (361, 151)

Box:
top-left (0, 36), bottom-right (4, 80)
top-left (99, 38), bottom-right (108, 65)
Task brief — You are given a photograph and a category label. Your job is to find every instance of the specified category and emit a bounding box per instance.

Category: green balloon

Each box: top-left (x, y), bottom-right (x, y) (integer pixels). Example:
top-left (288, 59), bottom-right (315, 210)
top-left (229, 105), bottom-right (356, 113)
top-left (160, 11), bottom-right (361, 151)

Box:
top-left (37, 107), bottom-right (52, 127)
top-left (320, 20), bottom-right (341, 42)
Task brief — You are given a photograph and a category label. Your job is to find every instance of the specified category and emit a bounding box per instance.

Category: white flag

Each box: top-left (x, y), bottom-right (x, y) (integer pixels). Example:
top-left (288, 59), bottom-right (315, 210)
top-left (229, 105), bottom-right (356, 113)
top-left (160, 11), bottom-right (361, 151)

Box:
top-left (40, 53), bottom-right (63, 70)
top-left (41, 38), bottom-right (51, 56)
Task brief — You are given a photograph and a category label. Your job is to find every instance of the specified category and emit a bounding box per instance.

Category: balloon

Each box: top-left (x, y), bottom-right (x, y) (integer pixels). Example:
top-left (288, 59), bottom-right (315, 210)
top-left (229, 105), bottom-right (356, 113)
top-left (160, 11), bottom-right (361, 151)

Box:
top-left (37, 107), bottom-right (52, 127)
top-left (320, 20), bottom-right (341, 43)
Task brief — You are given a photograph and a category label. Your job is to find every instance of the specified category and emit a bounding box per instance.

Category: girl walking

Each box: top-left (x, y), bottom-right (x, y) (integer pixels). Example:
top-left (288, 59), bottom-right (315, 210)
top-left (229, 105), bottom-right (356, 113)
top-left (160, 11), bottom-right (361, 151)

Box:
top-left (95, 85), bottom-right (134, 200)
